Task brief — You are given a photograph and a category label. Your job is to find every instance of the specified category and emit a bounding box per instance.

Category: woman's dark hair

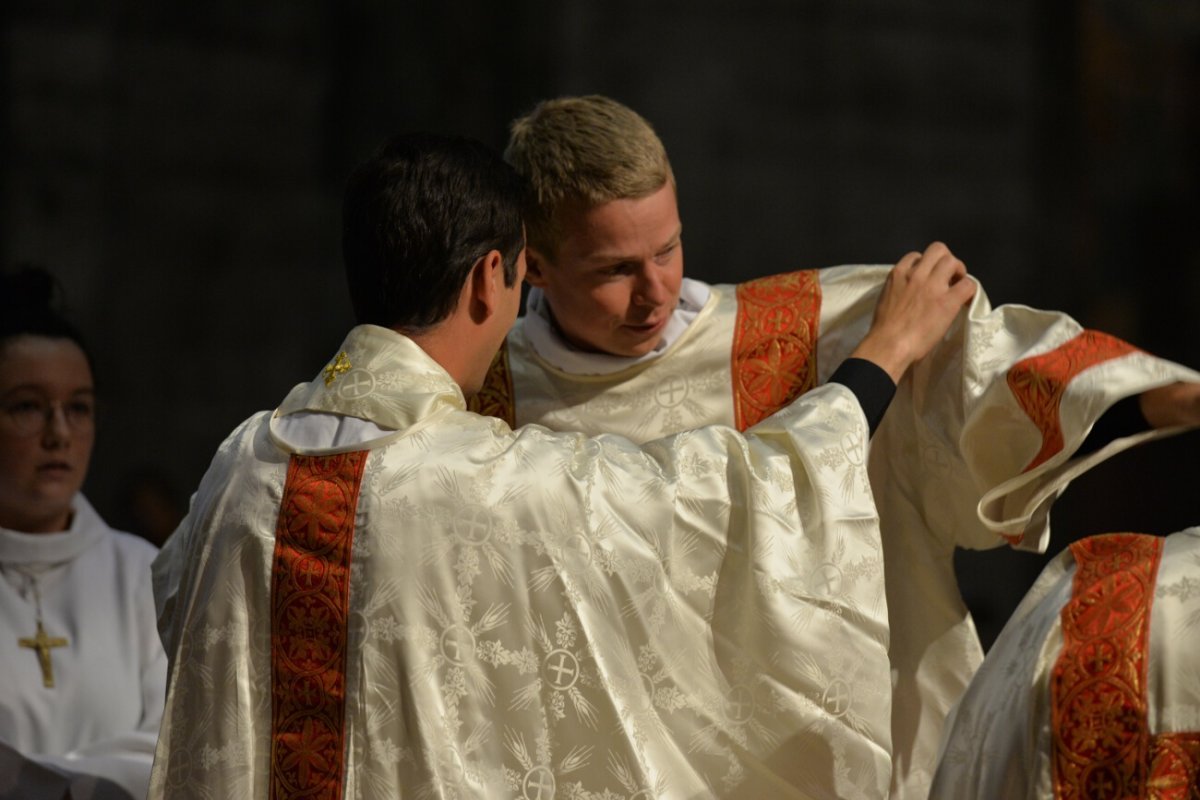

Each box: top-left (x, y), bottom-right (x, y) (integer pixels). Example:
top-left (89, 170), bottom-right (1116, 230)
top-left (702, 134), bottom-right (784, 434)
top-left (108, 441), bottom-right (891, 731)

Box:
top-left (1, 266), bottom-right (95, 373)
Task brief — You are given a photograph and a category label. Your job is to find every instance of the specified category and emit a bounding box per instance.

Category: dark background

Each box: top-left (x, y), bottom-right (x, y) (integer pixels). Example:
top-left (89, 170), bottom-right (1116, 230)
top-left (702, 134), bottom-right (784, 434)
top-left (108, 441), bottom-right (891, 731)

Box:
top-left (3, 0), bottom-right (1198, 648)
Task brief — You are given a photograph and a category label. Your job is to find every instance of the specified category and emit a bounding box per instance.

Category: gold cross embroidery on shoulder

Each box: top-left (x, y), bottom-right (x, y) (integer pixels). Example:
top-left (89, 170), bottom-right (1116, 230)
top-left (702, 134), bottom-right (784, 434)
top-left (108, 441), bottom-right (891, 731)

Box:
top-left (323, 351), bottom-right (352, 386)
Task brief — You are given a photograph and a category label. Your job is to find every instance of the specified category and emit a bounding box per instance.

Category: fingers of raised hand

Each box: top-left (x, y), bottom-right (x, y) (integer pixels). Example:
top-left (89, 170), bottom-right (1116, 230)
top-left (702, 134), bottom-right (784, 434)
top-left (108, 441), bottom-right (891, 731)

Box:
top-left (921, 241), bottom-right (952, 264)
top-left (890, 251), bottom-right (922, 283)
top-left (929, 252), bottom-right (967, 285)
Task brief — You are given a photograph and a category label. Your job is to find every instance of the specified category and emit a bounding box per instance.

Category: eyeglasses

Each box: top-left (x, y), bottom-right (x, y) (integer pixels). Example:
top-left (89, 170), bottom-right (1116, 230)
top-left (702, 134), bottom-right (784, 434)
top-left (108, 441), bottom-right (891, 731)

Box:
top-left (1, 397), bottom-right (95, 436)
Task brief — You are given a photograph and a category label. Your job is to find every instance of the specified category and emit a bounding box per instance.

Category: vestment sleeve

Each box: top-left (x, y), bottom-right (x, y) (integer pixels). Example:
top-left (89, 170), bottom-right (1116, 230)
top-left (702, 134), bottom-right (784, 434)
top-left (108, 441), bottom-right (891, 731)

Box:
top-left (814, 266), bottom-right (1200, 552)
top-left (944, 294), bottom-right (1198, 550)
top-left (153, 412), bottom-right (274, 662)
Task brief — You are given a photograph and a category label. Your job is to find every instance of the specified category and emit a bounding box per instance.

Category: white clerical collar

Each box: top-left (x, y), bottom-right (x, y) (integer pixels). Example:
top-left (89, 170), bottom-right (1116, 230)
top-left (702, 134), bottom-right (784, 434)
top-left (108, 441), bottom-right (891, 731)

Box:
top-left (0, 495), bottom-right (105, 565)
top-left (523, 278), bottom-right (711, 376)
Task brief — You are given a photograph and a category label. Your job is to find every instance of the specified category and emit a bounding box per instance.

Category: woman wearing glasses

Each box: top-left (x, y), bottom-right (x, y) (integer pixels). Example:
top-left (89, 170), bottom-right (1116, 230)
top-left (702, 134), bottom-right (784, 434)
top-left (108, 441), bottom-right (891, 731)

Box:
top-left (0, 267), bottom-right (165, 800)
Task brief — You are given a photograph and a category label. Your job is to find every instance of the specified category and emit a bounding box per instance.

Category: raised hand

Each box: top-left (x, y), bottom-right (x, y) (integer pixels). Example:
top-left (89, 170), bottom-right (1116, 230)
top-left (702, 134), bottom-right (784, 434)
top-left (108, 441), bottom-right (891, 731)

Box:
top-left (850, 241), bottom-right (978, 383)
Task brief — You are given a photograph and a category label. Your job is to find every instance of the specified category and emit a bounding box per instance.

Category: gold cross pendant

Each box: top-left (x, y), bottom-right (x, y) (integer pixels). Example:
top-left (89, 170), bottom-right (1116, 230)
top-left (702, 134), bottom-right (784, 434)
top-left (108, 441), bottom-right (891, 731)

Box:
top-left (19, 621), bottom-right (69, 688)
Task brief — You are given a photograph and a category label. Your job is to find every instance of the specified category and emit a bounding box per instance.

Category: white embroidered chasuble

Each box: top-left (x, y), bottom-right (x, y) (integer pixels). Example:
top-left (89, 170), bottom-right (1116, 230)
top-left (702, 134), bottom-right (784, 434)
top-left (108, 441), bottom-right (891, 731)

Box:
top-left (0, 495), bottom-right (166, 799)
top-left (929, 528), bottom-right (1200, 799)
top-left (470, 265), bottom-right (1200, 799)
top-left (151, 324), bottom-right (898, 799)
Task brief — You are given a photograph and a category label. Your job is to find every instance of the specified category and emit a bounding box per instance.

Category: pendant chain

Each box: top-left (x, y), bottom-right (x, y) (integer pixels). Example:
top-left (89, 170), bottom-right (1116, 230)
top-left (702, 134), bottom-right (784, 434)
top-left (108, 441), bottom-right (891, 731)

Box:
top-left (7, 563), bottom-right (51, 624)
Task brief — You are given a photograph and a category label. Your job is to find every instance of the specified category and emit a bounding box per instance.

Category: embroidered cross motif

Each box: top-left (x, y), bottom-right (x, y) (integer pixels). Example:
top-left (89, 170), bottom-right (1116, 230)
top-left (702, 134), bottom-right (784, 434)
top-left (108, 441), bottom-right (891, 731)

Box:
top-left (1007, 330), bottom-right (1138, 471)
top-left (732, 270), bottom-right (822, 429)
top-left (270, 451), bottom-right (368, 799)
top-left (544, 650), bottom-right (580, 690)
top-left (19, 622), bottom-right (69, 688)
top-left (323, 351), bottom-right (352, 386)
top-left (822, 678), bottom-right (853, 717)
top-left (523, 767), bottom-right (556, 800)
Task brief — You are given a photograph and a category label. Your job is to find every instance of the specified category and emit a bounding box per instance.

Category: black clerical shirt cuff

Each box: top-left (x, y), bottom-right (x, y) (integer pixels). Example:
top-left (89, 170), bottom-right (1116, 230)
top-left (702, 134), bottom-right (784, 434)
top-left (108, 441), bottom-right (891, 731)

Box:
top-left (829, 358), bottom-right (896, 437)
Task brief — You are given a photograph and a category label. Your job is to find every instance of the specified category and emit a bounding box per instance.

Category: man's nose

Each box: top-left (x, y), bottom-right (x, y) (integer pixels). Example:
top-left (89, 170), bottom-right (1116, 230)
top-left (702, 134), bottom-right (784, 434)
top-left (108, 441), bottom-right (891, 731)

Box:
top-left (632, 263), bottom-right (670, 306)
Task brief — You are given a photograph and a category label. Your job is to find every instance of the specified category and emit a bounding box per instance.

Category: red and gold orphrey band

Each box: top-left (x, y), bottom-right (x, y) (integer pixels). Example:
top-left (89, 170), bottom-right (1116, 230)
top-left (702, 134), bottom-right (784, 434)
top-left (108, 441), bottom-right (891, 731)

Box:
top-left (1050, 534), bottom-right (1200, 799)
top-left (732, 270), bottom-right (822, 430)
top-left (1007, 330), bottom-right (1138, 472)
top-left (270, 451), bottom-right (368, 800)
top-left (1052, 534), bottom-right (1162, 799)
top-left (1148, 733), bottom-right (1200, 799)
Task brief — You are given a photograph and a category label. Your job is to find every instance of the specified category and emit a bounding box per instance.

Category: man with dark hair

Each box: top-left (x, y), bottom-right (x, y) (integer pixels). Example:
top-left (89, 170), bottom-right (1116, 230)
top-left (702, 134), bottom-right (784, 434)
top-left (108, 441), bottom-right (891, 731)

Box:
top-left (342, 133), bottom-right (526, 334)
top-left (149, 131), bottom-right (978, 798)
top-left (473, 95), bottom-right (1200, 798)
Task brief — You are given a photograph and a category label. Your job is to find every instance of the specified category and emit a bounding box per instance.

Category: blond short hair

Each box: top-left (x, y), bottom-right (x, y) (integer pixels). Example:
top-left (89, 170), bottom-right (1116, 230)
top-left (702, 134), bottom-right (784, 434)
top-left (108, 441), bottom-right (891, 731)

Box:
top-left (505, 95), bottom-right (674, 255)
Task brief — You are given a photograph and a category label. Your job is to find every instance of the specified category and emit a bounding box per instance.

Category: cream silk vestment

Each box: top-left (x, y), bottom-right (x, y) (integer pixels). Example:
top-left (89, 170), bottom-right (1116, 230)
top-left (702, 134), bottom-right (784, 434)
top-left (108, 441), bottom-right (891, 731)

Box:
top-left (468, 266), bottom-right (1200, 799)
top-left (0, 495), bottom-right (166, 799)
top-left (929, 529), bottom-right (1200, 799)
top-left (151, 324), bottom-right (900, 799)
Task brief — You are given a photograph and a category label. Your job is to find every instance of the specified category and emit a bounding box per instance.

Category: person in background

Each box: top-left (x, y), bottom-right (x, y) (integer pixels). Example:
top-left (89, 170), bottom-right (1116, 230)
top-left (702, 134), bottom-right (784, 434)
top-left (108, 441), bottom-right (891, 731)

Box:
top-left (0, 267), bottom-right (166, 800)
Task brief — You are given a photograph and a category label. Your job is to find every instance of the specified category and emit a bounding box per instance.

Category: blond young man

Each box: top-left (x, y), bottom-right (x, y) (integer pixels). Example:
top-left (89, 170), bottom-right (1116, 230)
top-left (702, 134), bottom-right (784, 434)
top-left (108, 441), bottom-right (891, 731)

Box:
top-left (471, 95), bottom-right (1200, 799)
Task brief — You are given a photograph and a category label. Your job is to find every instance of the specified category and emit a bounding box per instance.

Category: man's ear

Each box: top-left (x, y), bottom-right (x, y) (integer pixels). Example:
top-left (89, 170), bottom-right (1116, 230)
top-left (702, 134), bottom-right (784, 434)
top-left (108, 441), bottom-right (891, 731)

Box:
top-left (524, 247), bottom-right (550, 288)
top-left (468, 249), bottom-right (504, 322)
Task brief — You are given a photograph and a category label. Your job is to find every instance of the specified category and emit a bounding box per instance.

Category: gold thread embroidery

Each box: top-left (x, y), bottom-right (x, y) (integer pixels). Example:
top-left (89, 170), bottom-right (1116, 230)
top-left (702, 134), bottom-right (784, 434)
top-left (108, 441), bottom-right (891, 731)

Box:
top-left (1051, 533), bottom-right (1163, 799)
top-left (731, 270), bottom-right (822, 430)
top-left (269, 451), bottom-right (368, 800)
top-left (1006, 331), bottom-right (1138, 472)
top-left (323, 351), bottom-right (352, 387)
top-left (467, 342), bottom-right (515, 427)
top-left (1147, 733), bottom-right (1200, 799)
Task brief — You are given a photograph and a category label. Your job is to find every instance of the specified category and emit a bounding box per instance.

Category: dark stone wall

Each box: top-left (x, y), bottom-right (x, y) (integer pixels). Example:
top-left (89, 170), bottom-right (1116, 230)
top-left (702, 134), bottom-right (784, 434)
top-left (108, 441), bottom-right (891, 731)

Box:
top-left (4, 0), bottom-right (1198, 646)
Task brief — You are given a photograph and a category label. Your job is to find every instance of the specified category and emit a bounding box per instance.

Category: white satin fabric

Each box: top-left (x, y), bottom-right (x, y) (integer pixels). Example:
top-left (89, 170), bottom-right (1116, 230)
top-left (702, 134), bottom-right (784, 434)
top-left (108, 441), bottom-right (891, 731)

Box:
top-left (151, 324), bottom-right (898, 799)
top-left (929, 528), bottom-right (1200, 799)
top-left (495, 265), bottom-right (1200, 798)
top-left (0, 495), bottom-right (166, 799)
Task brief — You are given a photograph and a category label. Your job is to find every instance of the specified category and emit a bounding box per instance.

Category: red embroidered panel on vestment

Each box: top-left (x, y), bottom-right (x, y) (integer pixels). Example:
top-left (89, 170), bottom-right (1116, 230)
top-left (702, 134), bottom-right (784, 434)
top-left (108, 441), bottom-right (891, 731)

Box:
top-left (1006, 330), bottom-right (1138, 472)
top-left (270, 451), bottom-right (368, 800)
top-left (731, 270), bottom-right (822, 430)
top-left (1051, 533), bottom-right (1163, 800)
top-left (467, 342), bottom-right (515, 427)
top-left (1147, 732), bottom-right (1200, 800)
